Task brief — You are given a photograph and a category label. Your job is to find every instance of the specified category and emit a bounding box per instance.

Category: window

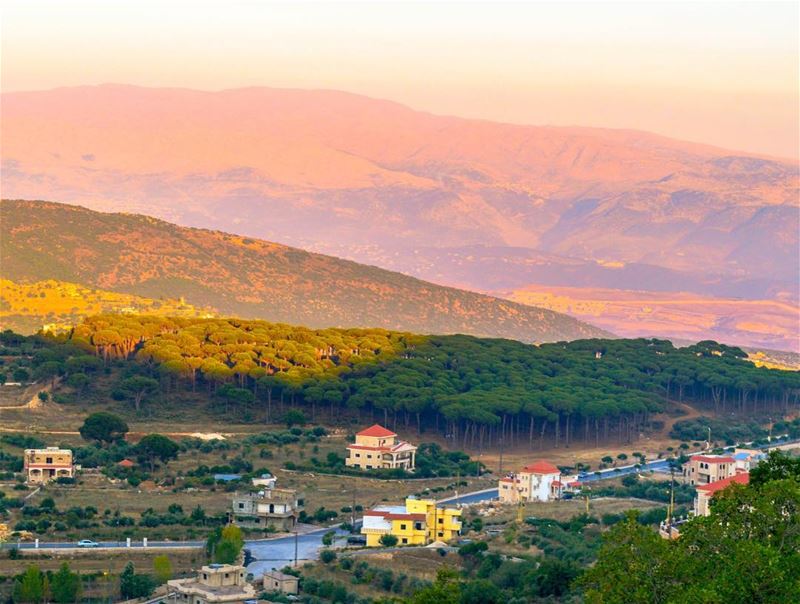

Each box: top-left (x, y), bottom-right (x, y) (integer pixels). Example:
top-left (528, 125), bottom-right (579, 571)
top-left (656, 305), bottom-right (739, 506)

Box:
top-left (400, 524), bottom-right (407, 530)
top-left (402, 538), bottom-right (408, 544)
top-left (238, 502), bottom-right (244, 509)
top-left (367, 454), bottom-right (372, 459)
top-left (438, 518), bottom-right (443, 524)
top-left (46, 457), bottom-right (53, 464)
top-left (438, 532), bottom-right (443, 537)
top-left (355, 453), bottom-right (360, 458)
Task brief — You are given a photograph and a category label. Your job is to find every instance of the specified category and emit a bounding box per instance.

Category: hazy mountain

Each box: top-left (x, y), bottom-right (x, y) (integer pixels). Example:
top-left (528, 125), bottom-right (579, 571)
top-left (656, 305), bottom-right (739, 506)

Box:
top-left (0, 200), bottom-right (609, 342)
top-left (2, 84), bottom-right (797, 347)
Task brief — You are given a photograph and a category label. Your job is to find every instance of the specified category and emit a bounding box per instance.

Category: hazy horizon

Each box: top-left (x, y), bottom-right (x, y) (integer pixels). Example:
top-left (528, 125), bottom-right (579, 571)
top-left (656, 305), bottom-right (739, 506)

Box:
top-left (3, 1), bottom-right (798, 159)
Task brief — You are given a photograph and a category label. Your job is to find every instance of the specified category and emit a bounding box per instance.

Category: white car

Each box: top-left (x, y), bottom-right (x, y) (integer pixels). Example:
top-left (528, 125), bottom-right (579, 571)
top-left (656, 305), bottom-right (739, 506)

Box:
top-left (77, 539), bottom-right (100, 548)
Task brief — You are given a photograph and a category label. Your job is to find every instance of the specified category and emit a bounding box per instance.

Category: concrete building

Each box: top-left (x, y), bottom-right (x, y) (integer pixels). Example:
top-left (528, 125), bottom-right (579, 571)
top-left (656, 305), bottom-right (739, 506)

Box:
top-left (694, 472), bottom-right (750, 516)
top-left (262, 570), bottom-right (299, 595)
top-left (231, 488), bottom-right (301, 531)
top-left (732, 449), bottom-right (765, 472)
top-left (361, 497), bottom-right (462, 547)
top-left (498, 460), bottom-right (561, 503)
top-left (682, 454), bottom-right (736, 486)
top-left (23, 447), bottom-right (75, 484)
top-left (167, 564), bottom-right (256, 603)
top-left (252, 473), bottom-right (277, 488)
top-left (345, 424), bottom-right (417, 471)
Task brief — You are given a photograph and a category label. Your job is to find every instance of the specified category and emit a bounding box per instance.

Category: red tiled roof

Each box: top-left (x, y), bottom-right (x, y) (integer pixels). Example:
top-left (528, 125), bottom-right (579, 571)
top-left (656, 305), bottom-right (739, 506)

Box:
top-left (521, 461), bottom-right (560, 474)
top-left (551, 480), bottom-right (562, 487)
top-left (357, 424), bottom-right (397, 438)
top-left (386, 513), bottom-right (426, 521)
top-left (691, 455), bottom-right (734, 464)
top-left (696, 472), bottom-right (749, 495)
top-left (118, 459), bottom-right (135, 468)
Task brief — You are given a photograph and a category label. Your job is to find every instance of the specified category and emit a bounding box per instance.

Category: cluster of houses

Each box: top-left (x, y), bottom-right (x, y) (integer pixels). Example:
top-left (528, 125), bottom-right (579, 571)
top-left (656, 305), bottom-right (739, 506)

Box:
top-left (681, 449), bottom-right (763, 516)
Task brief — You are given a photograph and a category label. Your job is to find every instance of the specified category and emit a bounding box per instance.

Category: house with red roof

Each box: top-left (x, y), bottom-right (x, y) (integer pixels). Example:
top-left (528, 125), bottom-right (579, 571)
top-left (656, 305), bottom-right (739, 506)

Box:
top-left (694, 471), bottom-right (749, 516)
top-left (345, 424), bottom-right (417, 471)
top-left (682, 454), bottom-right (736, 486)
top-left (499, 460), bottom-right (562, 503)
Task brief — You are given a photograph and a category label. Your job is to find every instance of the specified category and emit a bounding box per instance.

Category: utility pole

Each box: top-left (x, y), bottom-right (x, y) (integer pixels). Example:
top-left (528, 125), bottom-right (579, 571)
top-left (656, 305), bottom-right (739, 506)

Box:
top-left (667, 468), bottom-right (675, 526)
top-left (293, 529), bottom-right (298, 568)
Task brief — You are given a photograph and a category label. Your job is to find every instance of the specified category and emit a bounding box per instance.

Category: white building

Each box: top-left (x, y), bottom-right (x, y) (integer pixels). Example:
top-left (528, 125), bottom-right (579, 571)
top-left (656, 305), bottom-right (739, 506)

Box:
top-left (499, 460), bottom-right (562, 503)
top-left (167, 564), bottom-right (256, 603)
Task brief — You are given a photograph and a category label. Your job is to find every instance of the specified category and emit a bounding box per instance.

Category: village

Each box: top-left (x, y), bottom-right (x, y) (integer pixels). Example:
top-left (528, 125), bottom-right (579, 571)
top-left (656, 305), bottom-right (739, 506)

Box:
top-left (2, 416), bottom-right (792, 604)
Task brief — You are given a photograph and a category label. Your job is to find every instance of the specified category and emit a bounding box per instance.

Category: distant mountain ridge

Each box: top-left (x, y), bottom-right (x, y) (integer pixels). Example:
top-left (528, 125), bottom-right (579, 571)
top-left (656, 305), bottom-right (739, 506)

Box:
top-left (0, 199), bottom-right (609, 342)
top-left (2, 85), bottom-right (797, 300)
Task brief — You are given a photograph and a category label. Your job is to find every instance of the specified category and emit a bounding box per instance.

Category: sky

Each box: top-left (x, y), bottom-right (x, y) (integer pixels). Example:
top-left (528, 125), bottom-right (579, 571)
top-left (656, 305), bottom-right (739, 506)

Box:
top-left (2, 0), bottom-right (798, 159)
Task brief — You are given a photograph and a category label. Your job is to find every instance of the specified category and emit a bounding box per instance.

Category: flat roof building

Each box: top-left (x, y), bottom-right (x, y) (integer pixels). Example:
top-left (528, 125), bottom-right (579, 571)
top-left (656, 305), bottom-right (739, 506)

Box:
top-left (23, 447), bottom-right (74, 484)
top-left (167, 564), bottom-right (256, 604)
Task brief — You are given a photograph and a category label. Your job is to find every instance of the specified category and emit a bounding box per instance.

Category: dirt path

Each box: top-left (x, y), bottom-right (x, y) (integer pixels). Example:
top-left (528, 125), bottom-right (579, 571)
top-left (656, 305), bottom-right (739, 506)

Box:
top-left (661, 401), bottom-right (703, 433)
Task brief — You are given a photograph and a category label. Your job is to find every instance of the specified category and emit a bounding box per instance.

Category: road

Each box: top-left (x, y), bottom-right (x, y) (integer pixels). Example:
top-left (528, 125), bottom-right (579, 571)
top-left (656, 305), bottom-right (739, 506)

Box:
top-left (3, 527), bottom-right (349, 580)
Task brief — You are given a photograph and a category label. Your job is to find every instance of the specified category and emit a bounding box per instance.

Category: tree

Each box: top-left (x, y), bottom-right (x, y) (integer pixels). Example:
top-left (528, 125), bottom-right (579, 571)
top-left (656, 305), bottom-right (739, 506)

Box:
top-left (50, 562), bottom-right (82, 603)
top-left (319, 549), bottom-right (337, 564)
top-left (379, 534), bottom-right (398, 547)
top-left (322, 530), bottom-right (336, 546)
top-left (283, 409), bottom-right (306, 428)
top-left (749, 450), bottom-right (800, 488)
top-left (14, 565), bottom-right (46, 603)
top-left (136, 434), bottom-right (179, 472)
top-left (79, 412), bottom-right (129, 444)
top-left (408, 567), bottom-right (461, 604)
top-left (120, 376), bottom-right (160, 411)
top-left (37, 391), bottom-right (49, 403)
top-left (34, 361), bottom-right (63, 388)
top-left (190, 505), bottom-right (207, 524)
top-left (208, 525), bottom-right (245, 564)
top-left (120, 562), bottom-right (156, 599)
top-left (153, 555), bottom-right (173, 584)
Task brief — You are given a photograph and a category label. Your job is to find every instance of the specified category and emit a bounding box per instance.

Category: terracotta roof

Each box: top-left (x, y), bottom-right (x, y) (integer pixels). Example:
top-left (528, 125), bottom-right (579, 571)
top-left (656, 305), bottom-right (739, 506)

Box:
top-left (551, 480), bottom-right (562, 487)
top-left (118, 459), bottom-right (135, 468)
top-left (691, 455), bottom-right (734, 464)
top-left (521, 461), bottom-right (560, 474)
top-left (386, 513), bottom-right (426, 521)
top-left (357, 424), bottom-right (397, 438)
top-left (696, 472), bottom-right (749, 495)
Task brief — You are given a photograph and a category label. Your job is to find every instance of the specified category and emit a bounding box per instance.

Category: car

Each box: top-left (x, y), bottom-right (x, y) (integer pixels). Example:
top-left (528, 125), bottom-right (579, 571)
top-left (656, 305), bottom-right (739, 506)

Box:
top-left (77, 539), bottom-right (100, 548)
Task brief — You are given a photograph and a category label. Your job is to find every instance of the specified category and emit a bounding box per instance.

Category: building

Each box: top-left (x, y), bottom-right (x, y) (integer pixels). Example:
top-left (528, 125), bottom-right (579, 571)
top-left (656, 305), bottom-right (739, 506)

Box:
top-left (732, 449), bottom-right (765, 472)
top-left (345, 424), bottom-right (417, 471)
top-left (167, 564), bottom-right (256, 603)
top-left (252, 473), bottom-right (277, 488)
top-left (231, 488), bottom-right (301, 531)
top-left (694, 472), bottom-right (750, 516)
top-left (682, 454), bottom-right (736, 486)
top-left (361, 497), bottom-right (462, 547)
top-left (262, 570), bottom-right (299, 595)
top-left (498, 460), bottom-right (561, 503)
top-left (23, 447), bottom-right (75, 484)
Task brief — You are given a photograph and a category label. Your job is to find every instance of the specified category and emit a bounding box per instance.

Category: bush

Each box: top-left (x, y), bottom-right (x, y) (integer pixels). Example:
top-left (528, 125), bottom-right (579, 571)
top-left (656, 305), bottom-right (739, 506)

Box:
top-left (379, 534), bottom-right (398, 547)
top-left (319, 549), bottom-right (337, 564)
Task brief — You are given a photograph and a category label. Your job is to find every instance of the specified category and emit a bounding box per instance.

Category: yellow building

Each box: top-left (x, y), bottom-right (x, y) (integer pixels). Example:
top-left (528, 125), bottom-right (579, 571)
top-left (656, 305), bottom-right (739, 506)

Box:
top-left (346, 424), bottom-right (417, 471)
top-left (23, 447), bottom-right (75, 484)
top-left (361, 497), bottom-right (462, 547)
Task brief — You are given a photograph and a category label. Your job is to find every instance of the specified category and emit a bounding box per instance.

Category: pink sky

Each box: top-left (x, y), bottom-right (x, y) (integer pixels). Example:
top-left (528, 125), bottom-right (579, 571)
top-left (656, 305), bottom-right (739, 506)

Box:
top-left (2, 1), bottom-right (798, 159)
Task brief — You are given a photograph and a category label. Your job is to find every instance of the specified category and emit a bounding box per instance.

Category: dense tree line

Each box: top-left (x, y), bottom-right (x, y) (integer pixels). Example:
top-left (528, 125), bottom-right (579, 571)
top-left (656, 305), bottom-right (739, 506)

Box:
top-left (4, 316), bottom-right (799, 450)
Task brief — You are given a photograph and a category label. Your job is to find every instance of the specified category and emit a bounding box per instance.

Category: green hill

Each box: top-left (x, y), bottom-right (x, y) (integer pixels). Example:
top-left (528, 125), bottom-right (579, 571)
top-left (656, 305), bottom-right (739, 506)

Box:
top-left (0, 199), bottom-right (609, 342)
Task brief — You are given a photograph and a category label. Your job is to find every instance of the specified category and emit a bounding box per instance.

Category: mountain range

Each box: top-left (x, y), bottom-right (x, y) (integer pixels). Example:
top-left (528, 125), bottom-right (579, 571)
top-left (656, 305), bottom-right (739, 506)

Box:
top-left (0, 199), bottom-right (607, 342)
top-left (2, 85), bottom-right (798, 349)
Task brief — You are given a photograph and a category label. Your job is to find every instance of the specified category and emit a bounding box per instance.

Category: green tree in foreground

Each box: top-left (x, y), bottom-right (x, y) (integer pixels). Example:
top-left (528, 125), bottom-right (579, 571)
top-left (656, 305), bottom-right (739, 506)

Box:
top-left (153, 555), bottom-right (173, 584)
top-left (79, 411), bottom-right (129, 444)
top-left (379, 534), bottom-right (398, 547)
top-left (13, 566), bottom-right (47, 604)
top-left (408, 567), bottom-right (461, 604)
top-left (580, 451), bottom-right (800, 603)
top-left (50, 562), bottom-right (82, 603)
top-left (207, 525), bottom-right (245, 564)
top-left (119, 562), bottom-right (156, 600)
top-left (136, 433), bottom-right (179, 472)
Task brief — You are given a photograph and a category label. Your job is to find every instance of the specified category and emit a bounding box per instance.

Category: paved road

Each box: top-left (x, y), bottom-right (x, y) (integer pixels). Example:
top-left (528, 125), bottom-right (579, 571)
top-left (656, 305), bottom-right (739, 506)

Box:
top-left (440, 488), bottom-right (499, 505)
top-left (5, 540), bottom-right (204, 550)
top-left (245, 527), bottom-right (349, 578)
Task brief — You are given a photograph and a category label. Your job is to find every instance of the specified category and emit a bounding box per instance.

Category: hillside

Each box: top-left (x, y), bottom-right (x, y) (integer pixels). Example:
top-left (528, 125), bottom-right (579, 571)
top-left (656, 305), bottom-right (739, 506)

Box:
top-left (0, 279), bottom-right (215, 335)
top-left (3, 316), bottom-right (798, 449)
top-left (0, 200), bottom-right (607, 342)
top-left (2, 84), bottom-right (797, 301)
top-left (504, 284), bottom-right (800, 352)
